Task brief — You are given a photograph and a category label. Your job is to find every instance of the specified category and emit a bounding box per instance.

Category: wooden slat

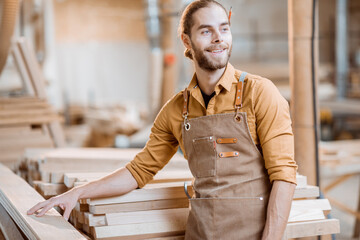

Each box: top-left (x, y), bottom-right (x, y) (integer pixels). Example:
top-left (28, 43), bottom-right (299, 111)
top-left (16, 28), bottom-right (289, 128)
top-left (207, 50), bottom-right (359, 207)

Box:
top-left (293, 185), bottom-right (319, 199)
top-left (33, 181), bottom-right (68, 198)
top-left (92, 220), bottom-right (186, 240)
top-left (0, 164), bottom-right (86, 239)
top-left (284, 219), bottom-right (340, 238)
top-left (89, 198), bottom-right (189, 215)
top-left (288, 208), bottom-right (325, 223)
top-left (106, 208), bottom-right (189, 226)
top-left (87, 182), bottom-right (193, 205)
top-left (64, 170), bottom-right (193, 188)
top-left (0, 114), bottom-right (62, 126)
top-left (291, 199), bottom-right (331, 215)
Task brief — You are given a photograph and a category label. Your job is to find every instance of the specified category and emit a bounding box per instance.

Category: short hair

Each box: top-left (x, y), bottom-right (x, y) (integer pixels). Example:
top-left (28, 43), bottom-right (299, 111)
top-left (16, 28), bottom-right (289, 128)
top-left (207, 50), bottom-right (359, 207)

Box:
top-left (178, 0), bottom-right (228, 59)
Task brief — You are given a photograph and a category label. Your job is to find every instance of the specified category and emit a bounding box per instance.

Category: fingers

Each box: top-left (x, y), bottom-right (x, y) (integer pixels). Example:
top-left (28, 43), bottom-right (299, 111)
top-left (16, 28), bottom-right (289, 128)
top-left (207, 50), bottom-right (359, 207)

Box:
top-left (27, 200), bottom-right (49, 215)
top-left (63, 204), bottom-right (72, 221)
top-left (36, 200), bottom-right (56, 217)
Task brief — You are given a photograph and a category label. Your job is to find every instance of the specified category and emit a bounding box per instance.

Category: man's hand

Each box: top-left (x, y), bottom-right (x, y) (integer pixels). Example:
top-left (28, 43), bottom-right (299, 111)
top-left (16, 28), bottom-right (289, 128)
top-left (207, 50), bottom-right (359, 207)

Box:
top-left (27, 188), bottom-right (79, 220)
top-left (27, 167), bottom-right (138, 220)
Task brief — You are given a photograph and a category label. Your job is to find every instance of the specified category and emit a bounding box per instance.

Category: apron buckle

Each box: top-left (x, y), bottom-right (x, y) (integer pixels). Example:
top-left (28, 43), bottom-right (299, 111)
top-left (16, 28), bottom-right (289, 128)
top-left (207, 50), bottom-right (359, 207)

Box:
top-left (183, 113), bottom-right (191, 131)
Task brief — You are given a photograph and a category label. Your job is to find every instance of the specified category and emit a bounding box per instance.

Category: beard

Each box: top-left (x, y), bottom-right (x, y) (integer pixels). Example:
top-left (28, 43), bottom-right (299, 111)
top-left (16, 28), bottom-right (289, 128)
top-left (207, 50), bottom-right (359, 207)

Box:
top-left (191, 41), bottom-right (232, 72)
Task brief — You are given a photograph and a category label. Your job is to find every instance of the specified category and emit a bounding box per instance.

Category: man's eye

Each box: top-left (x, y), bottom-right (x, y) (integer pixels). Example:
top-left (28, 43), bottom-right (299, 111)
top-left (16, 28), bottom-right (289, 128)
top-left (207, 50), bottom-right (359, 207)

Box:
top-left (222, 27), bottom-right (229, 32)
top-left (202, 30), bottom-right (210, 34)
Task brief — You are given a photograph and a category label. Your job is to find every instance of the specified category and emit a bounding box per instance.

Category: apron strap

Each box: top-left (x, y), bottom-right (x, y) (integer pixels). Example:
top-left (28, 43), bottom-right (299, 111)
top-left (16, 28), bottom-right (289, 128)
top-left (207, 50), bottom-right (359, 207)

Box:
top-left (182, 88), bottom-right (189, 117)
top-left (182, 88), bottom-right (191, 131)
top-left (235, 72), bottom-right (247, 109)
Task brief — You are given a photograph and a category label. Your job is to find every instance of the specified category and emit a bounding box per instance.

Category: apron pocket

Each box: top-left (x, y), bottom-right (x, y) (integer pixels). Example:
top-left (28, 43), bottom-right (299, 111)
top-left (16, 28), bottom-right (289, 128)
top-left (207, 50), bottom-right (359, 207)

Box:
top-left (192, 136), bottom-right (217, 178)
top-left (186, 197), bottom-right (267, 240)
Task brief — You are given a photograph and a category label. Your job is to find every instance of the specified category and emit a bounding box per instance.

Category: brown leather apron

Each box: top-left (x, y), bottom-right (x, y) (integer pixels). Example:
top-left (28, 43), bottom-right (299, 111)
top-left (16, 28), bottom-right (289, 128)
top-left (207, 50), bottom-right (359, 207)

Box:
top-left (182, 72), bottom-right (271, 240)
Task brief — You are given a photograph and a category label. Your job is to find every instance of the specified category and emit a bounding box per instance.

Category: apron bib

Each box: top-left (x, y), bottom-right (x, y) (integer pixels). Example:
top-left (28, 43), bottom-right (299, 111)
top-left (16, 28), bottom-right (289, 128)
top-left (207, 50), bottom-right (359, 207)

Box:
top-left (182, 72), bottom-right (271, 240)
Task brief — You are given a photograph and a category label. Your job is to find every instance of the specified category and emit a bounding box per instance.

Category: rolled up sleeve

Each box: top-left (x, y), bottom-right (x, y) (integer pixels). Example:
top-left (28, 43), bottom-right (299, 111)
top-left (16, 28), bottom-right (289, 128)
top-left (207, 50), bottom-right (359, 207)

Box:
top-left (254, 78), bottom-right (297, 184)
top-left (126, 102), bottom-right (179, 188)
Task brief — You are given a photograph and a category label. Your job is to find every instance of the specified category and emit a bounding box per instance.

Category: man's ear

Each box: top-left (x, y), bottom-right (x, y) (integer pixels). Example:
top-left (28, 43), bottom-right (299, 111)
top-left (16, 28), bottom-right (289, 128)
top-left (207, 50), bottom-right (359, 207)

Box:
top-left (181, 33), bottom-right (192, 50)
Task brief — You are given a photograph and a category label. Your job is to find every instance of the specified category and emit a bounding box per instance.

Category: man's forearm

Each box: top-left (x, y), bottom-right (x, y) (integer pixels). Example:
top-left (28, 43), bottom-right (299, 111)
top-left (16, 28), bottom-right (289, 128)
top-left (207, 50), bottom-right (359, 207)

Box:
top-left (261, 180), bottom-right (296, 240)
top-left (74, 167), bottom-right (138, 200)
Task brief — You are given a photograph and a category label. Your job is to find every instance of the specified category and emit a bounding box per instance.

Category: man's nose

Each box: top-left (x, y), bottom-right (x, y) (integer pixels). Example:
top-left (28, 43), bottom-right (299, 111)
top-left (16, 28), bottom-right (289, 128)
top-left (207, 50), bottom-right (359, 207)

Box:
top-left (212, 30), bottom-right (223, 43)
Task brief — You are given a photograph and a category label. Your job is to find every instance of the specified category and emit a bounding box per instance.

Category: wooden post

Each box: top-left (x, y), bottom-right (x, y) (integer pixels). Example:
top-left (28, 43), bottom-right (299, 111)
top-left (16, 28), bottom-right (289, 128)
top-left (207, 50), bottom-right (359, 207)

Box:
top-left (288, 0), bottom-right (319, 186)
top-left (159, 0), bottom-right (181, 107)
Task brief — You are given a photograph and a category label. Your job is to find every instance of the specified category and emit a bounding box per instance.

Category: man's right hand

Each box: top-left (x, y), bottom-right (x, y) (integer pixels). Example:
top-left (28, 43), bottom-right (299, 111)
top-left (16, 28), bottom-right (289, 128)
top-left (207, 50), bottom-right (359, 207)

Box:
top-left (27, 188), bottom-right (79, 220)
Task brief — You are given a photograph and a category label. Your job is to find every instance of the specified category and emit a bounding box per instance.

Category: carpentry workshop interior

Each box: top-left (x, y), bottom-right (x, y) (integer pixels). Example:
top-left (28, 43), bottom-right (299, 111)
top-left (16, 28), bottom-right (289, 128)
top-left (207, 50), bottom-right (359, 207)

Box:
top-left (0, 0), bottom-right (360, 239)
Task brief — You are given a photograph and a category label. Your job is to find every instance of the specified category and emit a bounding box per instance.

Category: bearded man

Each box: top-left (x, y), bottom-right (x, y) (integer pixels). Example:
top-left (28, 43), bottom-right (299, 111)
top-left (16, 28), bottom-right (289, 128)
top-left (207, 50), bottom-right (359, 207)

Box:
top-left (28, 1), bottom-right (297, 239)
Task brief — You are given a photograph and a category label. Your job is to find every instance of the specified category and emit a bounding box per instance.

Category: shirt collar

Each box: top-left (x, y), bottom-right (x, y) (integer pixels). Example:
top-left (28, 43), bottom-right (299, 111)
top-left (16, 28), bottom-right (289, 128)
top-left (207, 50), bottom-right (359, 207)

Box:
top-left (187, 63), bottom-right (237, 93)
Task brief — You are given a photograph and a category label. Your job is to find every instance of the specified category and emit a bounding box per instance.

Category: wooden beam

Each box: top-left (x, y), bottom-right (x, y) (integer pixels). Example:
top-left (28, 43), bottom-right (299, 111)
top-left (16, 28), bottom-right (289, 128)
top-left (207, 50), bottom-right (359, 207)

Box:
top-left (288, 0), bottom-right (319, 186)
top-left (86, 182), bottom-right (193, 205)
top-left (92, 220), bottom-right (186, 240)
top-left (89, 198), bottom-right (189, 215)
top-left (106, 208), bottom-right (189, 226)
top-left (284, 219), bottom-right (340, 238)
top-left (293, 185), bottom-right (319, 199)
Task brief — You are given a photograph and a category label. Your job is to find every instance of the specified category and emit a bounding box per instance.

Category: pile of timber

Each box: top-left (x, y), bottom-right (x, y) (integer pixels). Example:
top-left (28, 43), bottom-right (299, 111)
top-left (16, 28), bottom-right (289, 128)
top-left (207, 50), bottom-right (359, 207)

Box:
top-left (17, 147), bottom-right (340, 239)
top-left (68, 174), bottom-right (339, 239)
top-left (19, 147), bottom-right (191, 195)
top-left (0, 97), bottom-right (64, 170)
top-left (0, 163), bottom-right (86, 239)
top-left (72, 181), bottom-right (193, 239)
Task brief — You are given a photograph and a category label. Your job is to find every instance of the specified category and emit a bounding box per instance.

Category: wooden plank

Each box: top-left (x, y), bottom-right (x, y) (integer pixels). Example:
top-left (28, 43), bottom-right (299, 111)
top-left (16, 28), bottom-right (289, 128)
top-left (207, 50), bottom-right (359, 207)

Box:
top-left (11, 44), bottom-right (36, 96)
top-left (87, 182), bottom-right (193, 205)
top-left (0, 102), bottom-right (49, 109)
top-left (0, 114), bottom-right (62, 126)
top-left (0, 126), bottom-right (32, 135)
top-left (288, 208), bottom-right (325, 223)
top-left (284, 219), bottom-right (340, 238)
top-left (293, 185), bottom-right (320, 199)
top-left (0, 107), bottom-right (54, 117)
top-left (0, 134), bottom-right (54, 150)
top-left (33, 181), bottom-right (68, 197)
top-left (291, 199), bottom-right (331, 215)
top-left (17, 38), bottom-right (47, 99)
top-left (106, 208), bottom-right (189, 226)
top-left (89, 198), bottom-right (189, 215)
top-left (0, 164), bottom-right (86, 239)
top-left (0, 204), bottom-right (25, 240)
top-left (64, 170), bottom-right (193, 188)
top-left (92, 220), bottom-right (186, 240)
top-left (296, 174), bottom-right (307, 188)
top-left (84, 212), bottom-right (106, 227)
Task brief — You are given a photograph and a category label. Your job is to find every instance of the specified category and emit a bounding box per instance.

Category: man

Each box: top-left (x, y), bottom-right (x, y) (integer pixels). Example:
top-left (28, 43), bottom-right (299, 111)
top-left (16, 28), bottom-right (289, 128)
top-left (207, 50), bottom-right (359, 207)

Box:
top-left (28, 1), bottom-right (297, 239)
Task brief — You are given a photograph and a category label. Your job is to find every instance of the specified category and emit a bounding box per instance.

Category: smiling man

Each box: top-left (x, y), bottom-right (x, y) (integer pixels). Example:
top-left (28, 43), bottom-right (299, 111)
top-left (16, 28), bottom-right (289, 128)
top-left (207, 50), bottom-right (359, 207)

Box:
top-left (28, 1), bottom-right (297, 239)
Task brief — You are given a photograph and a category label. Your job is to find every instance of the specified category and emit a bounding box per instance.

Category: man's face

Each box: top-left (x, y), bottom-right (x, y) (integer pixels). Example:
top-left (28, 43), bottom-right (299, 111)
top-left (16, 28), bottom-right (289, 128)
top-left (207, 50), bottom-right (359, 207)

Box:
top-left (186, 4), bottom-right (232, 71)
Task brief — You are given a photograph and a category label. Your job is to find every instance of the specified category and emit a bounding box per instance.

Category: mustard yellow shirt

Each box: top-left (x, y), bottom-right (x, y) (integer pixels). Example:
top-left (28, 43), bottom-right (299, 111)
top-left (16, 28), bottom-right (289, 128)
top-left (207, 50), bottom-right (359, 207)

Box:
top-left (126, 63), bottom-right (297, 188)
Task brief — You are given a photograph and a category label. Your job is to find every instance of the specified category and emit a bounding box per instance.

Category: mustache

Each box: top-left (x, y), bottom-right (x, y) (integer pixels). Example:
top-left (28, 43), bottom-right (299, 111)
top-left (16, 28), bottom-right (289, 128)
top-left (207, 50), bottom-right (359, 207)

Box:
top-left (205, 44), bottom-right (228, 51)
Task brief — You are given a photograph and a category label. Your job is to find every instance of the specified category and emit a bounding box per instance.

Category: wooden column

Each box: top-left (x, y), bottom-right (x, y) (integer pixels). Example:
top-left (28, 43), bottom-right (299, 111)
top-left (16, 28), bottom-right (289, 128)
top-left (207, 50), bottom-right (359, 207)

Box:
top-left (159, 0), bottom-right (180, 107)
top-left (288, 0), bottom-right (319, 186)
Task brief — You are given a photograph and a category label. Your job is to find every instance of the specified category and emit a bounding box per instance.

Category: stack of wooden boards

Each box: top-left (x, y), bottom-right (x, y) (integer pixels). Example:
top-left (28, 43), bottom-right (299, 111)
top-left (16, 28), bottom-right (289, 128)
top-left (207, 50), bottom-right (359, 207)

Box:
top-left (69, 174), bottom-right (339, 239)
top-left (18, 147), bottom-right (191, 194)
top-left (0, 163), bottom-right (86, 240)
top-left (17, 147), bottom-right (339, 239)
top-left (0, 97), bottom-right (64, 170)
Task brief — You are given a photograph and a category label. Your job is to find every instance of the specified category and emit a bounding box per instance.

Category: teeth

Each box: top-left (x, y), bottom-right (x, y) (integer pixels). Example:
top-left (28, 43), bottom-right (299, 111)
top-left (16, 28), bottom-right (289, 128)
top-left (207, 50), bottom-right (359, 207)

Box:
top-left (211, 50), bottom-right (223, 53)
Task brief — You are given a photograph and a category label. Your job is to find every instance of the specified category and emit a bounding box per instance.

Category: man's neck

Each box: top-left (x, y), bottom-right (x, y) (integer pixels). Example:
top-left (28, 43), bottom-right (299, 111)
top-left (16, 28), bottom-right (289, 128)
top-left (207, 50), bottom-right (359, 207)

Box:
top-left (194, 62), bottom-right (226, 95)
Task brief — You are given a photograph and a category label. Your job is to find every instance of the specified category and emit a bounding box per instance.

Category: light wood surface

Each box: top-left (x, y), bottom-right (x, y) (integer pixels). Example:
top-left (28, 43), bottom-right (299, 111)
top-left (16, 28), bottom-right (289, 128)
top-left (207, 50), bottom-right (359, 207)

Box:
top-left (0, 164), bottom-right (85, 239)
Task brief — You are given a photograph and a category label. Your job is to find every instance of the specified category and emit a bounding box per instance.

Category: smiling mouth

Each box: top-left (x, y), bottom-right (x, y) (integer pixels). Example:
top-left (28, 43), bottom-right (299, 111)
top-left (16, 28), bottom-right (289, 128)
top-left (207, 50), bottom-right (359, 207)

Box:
top-left (206, 49), bottom-right (226, 54)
